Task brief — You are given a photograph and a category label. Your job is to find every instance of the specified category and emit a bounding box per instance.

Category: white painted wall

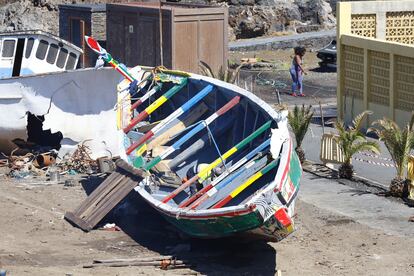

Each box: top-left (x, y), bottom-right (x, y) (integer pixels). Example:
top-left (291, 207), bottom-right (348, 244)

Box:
top-left (0, 67), bottom-right (121, 159)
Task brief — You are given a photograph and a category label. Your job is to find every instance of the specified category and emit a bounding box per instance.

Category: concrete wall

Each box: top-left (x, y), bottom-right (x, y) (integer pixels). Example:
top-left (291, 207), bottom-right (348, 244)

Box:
top-left (338, 0), bottom-right (414, 42)
top-left (0, 68), bottom-right (121, 159)
top-left (337, 1), bottom-right (414, 127)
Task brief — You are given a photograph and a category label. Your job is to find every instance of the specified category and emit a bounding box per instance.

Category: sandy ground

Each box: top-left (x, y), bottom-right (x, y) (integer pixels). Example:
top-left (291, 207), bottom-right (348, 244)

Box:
top-left (0, 172), bottom-right (413, 276)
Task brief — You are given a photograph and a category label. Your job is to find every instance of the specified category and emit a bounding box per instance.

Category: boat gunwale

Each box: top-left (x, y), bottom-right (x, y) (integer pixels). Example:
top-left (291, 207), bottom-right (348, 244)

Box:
top-left (126, 72), bottom-right (297, 221)
top-left (134, 138), bottom-right (293, 219)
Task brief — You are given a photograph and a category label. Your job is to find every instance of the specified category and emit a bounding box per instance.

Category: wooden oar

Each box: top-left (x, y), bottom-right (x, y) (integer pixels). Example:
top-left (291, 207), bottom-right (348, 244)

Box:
top-left (123, 80), bottom-right (187, 134)
top-left (211, 159), bottom-right (279, 209)
top-left (130, 84), bottom-right (162, 112)
top-left (85, 36), bottom-right (135, 82)
top-left (179, 138), bottom-right (271, 208)
top-left (188, 156), bottom-right (267, 210)
top-left (161, 120), bottom-right (272, 204)
top-left (144, 96), bottom-right (240, 170)
top-left (126, 85), bottom-right (215, 155)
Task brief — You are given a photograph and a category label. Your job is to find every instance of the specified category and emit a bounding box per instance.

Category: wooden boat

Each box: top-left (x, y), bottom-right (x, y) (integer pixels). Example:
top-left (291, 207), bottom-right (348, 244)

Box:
top-left (85, 37), bottom-right (302, 241)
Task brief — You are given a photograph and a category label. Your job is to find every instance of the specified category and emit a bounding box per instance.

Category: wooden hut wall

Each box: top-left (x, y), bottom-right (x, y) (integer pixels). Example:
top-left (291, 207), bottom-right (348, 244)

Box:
top-left (59, 4), bottom-right (106, 68)
top-left (106, 3), bottom-right (227, 73)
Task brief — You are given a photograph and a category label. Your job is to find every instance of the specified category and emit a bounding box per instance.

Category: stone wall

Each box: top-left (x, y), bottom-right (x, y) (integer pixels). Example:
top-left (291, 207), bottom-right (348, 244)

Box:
top-left (0, 0), bottom-right (336, 41)
top-left (92, 12), bottom-right (106, 41)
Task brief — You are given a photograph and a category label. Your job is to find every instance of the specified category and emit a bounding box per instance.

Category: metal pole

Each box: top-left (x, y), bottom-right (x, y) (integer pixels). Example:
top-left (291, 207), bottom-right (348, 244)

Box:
top-left (159, 1), bottom-right (164, 66)
top-left (276, 88), bottom-right (281, 105)
top-left (319, 100), bottom-right (325, 134)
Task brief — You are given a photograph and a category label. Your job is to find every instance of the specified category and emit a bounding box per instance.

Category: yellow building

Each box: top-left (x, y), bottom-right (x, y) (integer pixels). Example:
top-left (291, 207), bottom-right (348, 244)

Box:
top-left (337, 0), bottom-right (414, 127)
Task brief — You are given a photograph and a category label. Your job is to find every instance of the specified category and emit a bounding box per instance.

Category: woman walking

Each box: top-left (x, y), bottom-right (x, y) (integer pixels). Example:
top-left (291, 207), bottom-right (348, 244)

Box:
top-left (289, 46), bottom-right (307, 97)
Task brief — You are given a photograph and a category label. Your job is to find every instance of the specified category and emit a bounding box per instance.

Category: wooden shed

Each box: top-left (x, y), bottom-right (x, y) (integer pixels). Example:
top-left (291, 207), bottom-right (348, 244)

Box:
top-left (59, 4), bottom-right (107, 68)
top-left (106, 2), bottom-right (228, 74)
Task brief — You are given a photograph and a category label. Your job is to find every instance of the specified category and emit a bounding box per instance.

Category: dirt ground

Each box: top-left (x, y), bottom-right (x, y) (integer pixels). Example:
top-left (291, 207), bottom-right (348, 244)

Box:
top-left (0, 173), bottom-right (413, 276)
top-left (229, 49), bottom-right (337, 108)
top-left (1, 49), bottom-right (412, 275)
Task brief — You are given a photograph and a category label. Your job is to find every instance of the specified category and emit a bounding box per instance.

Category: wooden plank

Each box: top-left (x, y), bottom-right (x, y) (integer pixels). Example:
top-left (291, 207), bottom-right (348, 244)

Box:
top-left (85, 178), bottom-right (135, 226)
top-left (151, 146), bottom-right (169, 157)
top-left (147, 102), bottom-right (208, 150)
top-left (64, 160), bottom-right (146, 232)
top-left (71, 172), bottom-right (121, 214)
top-left (152, 160), bottom-right (172, 173)
top-left (137, 121), bottom-right (161, 133)
top-left (80, 176), bottom-right (130, 220)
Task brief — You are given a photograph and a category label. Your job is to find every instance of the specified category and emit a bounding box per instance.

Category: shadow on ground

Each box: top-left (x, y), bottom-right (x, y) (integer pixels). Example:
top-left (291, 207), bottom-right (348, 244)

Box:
top-left (309, 66), bottom-right (336, 73)
top-left (80, 175), bottom-right (278, 275)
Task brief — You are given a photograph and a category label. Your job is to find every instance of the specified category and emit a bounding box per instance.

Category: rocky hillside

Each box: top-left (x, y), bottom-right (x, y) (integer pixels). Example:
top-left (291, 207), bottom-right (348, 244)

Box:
top-left (0, 0), bottom-right (120, 35)
top-left (0, 0), bottom-right (336, 40)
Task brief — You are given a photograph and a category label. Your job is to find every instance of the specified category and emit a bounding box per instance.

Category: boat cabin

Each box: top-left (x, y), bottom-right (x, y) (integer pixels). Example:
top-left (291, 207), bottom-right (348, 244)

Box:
top-left (0, 30), bottom-right (83, 79)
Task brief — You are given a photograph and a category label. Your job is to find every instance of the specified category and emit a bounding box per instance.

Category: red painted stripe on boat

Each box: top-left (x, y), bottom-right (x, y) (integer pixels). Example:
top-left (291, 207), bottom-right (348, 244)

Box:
top-left (126, 131), bottom-right (154, 155)
top-left (211, 195), bottom-right (232, 209)
top-left (123, 111), bottom-right (149, 133)
top-left (188, 193), bottom-right (209, 210)
top-left (130, 99), bottom-right (143, 111)
top-left (153, 203), bottom-right (255, 219)
top-left (274, 208), bottom-right (292, 227)
top-left (179, 183), bottom-right (213, 208)
top-left (275, 139), bottom-right (292, 192)
top-left (216, 96), bottom-right (240, 115)
top-left (162, 175), bottom-right (199, 203)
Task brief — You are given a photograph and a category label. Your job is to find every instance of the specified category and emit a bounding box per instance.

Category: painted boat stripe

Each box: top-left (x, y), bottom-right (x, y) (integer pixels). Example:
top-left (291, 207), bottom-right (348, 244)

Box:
top-left (206, 187), bottom-right (217, 197)
top-left (146, 96), bottom-right (168, 114)
top-left (277, 139), bottom-right (292, 191)
top-left (145, 96), bottom-right (240, 170)
top-left (162, 120), bottom-right (271, 203)
top-left (231, 172), bottom-right (263, 197)
top-left (180, 139), bottom-right (271, 208)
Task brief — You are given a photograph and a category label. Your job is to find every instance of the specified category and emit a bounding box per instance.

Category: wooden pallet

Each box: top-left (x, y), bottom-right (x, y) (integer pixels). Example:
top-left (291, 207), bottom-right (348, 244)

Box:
top-left (65, 159), bottom-right (146, 232)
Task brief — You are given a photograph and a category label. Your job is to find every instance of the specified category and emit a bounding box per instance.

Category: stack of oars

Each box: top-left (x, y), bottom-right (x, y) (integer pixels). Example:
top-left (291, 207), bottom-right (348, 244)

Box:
top-left (83, 255), bottom-right (191, 270)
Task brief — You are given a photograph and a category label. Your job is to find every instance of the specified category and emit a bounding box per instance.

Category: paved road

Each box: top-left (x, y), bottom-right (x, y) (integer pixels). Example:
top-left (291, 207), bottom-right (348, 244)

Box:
top-left (299, 172), bottom-right (414, 237)
top-left (302, 123), bottom-right (396, 188)
top-left (229, 30), bottom-right (336, 51)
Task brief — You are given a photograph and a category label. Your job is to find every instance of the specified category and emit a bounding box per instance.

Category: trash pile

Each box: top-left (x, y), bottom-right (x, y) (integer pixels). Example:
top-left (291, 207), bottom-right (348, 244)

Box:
top-left (0, 140), bottom-right (113, 181)
top-left (57, 141), bottom-right (98, 175)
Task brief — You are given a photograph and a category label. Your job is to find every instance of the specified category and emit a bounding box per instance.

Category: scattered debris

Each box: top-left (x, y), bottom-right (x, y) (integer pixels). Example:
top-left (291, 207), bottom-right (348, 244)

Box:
top-left (100, 223), bottom-right (121, 232)
top-left (57, 141), bottom-right (98, 174)
top-left (1, 149), bottom-right (46, 179)
top-left (97, 156), bottom-right (116, 174)
top-left (83, 256), bottom-right (190, 270)
top-left (64, 179), bottom-right (78, 187)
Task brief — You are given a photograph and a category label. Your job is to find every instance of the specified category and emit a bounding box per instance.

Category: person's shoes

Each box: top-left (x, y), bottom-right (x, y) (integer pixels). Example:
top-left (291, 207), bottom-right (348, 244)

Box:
top-left (291, 93), bottom-right (297, 97)
top-left (299, 94), bottom-right (306, 97)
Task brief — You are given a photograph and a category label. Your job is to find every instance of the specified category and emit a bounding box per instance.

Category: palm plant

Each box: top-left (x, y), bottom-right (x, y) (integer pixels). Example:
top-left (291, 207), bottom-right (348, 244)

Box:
top-left (199, 60), bottom-right (244, 84)
top-left (287, 105), bottom-right (314, 163)
top-left (334, 111), bottom-right (380, 179)
top-left (369, 113), bottom-right (414, 197)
